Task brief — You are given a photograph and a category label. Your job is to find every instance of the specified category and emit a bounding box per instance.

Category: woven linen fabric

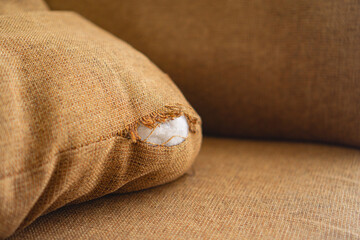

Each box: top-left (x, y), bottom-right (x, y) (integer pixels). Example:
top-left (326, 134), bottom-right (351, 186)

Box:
top-left (0, 12), bottom-right (202, 238)
top-left (45, 0), bottom-right (360, 148)
top-left (8, 137), bottom-right (360, 239)
top-left (0, 0), bottom-right (49, 15)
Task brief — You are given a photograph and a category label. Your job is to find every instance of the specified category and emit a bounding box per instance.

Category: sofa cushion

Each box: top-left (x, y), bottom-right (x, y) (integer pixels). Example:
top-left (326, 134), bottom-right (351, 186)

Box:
top-left (0, 12), bottom-right (201, 238)
top-left (9, 137), bottom-right (360, 239)
top-left (45, 0), bottom-right (360, 148)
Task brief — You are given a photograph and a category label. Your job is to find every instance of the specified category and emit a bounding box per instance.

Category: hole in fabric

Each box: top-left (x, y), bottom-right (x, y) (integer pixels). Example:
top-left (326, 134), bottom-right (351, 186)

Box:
top-left (137, 115), bottom-right (189, 146)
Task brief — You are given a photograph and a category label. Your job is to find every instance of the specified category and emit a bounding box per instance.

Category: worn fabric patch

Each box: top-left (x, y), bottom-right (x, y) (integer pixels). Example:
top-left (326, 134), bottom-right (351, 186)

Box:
top-left (138, 115), bottom-right (189, 146)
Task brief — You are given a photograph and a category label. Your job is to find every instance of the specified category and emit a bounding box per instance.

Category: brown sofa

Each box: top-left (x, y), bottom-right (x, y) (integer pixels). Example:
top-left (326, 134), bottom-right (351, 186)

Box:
top-left (2, 0), bottom-right (360, 239)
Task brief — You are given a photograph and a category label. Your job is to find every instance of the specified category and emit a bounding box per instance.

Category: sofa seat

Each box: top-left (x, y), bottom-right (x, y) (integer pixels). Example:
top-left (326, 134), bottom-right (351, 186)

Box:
top-left (9, 137), bottom-right (360, 239)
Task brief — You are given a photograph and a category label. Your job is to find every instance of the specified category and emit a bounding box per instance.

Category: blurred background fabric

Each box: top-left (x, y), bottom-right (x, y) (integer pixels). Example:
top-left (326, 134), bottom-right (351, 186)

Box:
top-left (45, 0), bottom-right (360, 147)
top-left (0, 0), bottom-right (48, 14)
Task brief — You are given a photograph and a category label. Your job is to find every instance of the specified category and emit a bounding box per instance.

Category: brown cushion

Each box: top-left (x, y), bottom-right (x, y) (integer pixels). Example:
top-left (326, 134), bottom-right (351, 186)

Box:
top-left (0, 12), bottom-right (201, 238)
top-left (45, 0), bottom-right (360, 147)
top-left (9, 137), bottom-right (360, 239)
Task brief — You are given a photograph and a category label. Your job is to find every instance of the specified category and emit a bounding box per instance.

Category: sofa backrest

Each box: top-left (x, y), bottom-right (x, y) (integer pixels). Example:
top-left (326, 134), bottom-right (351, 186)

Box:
top-left (0, 0), bottom-right (48, 14)
top-left (32, 1), bottom-right (360, 148)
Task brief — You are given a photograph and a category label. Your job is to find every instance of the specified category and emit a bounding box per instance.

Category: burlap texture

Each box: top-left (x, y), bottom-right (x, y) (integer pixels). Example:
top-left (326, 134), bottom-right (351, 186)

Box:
top-left (0, 12), bottom-right (202, 238)
top-left (8, 137), bottom-right (360, 239)
top-left (46, 0), bottom-right (360, 148)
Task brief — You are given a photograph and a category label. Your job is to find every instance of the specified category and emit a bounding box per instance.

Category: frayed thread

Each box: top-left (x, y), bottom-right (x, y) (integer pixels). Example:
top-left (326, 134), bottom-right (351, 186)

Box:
top-left (124, 105), bottom-right (200, 142)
